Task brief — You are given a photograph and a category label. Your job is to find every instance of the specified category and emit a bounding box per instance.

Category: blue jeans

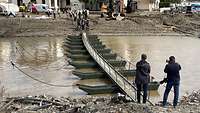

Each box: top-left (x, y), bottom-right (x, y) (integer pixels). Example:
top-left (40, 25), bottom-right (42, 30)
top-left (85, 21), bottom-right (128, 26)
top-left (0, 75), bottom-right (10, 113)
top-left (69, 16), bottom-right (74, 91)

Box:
top-left (163, 80), bottom-right (180, 107)
top-left (136, 83), bottom-right (148, 103)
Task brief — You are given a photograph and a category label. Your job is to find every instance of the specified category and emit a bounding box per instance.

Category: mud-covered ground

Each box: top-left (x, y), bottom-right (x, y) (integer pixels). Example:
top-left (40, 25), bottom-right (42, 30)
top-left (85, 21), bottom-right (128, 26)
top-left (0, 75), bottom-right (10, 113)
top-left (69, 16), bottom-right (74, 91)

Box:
top-left (89, 13), bottom-right (200, 37)
top-left (0, 13), bottom-right (200, 38)
top-left (0, 16), bottom-right (76, 38)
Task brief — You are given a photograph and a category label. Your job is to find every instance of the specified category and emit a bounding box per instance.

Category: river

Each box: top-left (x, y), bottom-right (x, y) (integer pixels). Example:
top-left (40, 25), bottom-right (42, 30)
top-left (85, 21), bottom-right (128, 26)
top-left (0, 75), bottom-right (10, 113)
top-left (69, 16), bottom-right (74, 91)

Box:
top-left (0, 36), bottom-right (86, 97)
top-left (1, 35), bottom-right (200, 103)
top-left (99, 35), bottom-right (200, 102)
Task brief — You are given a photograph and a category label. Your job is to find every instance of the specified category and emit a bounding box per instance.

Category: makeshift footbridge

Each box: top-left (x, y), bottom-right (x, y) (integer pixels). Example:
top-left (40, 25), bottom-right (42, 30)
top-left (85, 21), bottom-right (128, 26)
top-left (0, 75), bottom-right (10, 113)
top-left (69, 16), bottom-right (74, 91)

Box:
top-left (65, 32), bottom-right (154, 105)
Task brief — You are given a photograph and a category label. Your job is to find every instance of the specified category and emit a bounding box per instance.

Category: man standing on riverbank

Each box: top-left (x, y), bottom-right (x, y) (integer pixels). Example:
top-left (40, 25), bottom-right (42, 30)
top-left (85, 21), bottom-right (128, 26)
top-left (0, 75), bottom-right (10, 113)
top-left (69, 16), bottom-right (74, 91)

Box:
top-left (135, 54), bottom-right (151, 104)
top-left (162, 56), bottom-right (181, 108)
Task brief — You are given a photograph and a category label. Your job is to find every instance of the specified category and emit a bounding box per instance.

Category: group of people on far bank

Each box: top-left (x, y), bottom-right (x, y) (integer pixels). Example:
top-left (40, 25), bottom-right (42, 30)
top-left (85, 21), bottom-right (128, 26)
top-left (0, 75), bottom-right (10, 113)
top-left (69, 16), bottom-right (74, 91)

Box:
top-left (135, 54), bottom-right (181, 108)
top-left (68, 9), bottom-right (89, 31)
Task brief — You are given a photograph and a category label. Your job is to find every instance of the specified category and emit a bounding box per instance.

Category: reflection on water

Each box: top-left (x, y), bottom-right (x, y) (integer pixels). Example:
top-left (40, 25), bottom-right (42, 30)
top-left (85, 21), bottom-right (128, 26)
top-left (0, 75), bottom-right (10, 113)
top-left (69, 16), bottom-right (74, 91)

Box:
top-left (100, 35), bottom-right (200, 102)
top-left (0, 36), bottom-right (127, 97)
top-left (0, 36), bottom-right (86, 97)
top-left (15, 37), bottom-right (63, 66)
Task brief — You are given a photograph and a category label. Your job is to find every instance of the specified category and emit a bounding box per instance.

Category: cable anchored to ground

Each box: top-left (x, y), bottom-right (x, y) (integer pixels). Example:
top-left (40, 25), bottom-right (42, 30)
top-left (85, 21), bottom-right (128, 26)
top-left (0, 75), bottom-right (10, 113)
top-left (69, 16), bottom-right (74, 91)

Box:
top-left (10, 61), bottom-right (76, 88)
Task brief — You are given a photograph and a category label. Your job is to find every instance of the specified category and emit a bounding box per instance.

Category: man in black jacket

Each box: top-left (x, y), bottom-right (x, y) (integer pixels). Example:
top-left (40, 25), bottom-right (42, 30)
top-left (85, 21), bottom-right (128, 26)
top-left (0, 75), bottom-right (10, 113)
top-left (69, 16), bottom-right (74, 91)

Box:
top-left (135, 54), bottom-right (151, 103)
top-left (162, 56), bottom-right (181, 108)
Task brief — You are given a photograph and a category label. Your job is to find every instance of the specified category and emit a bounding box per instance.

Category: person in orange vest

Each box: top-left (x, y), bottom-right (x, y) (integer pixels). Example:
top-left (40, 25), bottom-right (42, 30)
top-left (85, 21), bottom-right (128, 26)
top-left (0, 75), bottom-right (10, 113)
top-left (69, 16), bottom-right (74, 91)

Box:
top-left (101, 3), bottom-right (108, 17)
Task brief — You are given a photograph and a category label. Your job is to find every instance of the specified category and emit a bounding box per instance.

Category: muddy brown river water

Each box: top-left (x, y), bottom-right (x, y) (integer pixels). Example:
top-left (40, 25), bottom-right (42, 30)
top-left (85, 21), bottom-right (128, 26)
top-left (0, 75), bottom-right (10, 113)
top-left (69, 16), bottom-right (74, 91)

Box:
top-left (1, 35), bottom-right (200, 103)
top-left (100, 35), bottom-right (200, 102)
top-left (0, 36), bottom-right (86, 97)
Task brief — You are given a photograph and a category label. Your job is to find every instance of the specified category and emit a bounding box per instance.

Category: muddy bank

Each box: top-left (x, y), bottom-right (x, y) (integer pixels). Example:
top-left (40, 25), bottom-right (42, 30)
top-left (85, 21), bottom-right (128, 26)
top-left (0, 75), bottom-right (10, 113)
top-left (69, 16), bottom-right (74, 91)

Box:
top-left (89, 13), bottom-right (200, 37)
top-left (0, 90), bottom-right (200, 113)
top-left (1, 13), bottom-right (199, 37)
top-left (0, 16), bottom-right (77, 38)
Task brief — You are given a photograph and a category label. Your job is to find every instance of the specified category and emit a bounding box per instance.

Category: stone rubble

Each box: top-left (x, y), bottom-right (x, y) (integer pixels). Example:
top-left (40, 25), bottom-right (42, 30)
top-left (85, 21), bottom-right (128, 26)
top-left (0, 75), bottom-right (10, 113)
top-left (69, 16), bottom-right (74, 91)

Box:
top-left (0, 90), bottom-right (200, 113)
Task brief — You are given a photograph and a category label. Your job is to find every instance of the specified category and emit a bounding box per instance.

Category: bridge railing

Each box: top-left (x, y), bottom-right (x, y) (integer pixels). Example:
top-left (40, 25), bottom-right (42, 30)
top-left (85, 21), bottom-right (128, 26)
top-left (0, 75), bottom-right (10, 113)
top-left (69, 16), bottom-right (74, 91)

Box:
top-left (116, 55), bottom-right (136, 70)
top-left (82, 32), bottom-right (138, 101)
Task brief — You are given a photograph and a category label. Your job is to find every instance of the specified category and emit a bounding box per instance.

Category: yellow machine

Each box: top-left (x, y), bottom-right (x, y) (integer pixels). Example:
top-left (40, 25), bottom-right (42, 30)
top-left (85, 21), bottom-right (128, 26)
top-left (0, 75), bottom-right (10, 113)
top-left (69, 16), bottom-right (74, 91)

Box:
top-left (101, 3), bottom-right (108, 13)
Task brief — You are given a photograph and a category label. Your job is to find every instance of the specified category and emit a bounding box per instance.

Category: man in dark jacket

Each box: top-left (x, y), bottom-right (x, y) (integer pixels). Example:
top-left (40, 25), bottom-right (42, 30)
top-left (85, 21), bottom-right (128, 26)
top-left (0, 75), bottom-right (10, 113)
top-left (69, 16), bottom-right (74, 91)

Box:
top-left (162, 56), bottom-right (181, 108)
top-left (135, 54), bottom-right (151, 103)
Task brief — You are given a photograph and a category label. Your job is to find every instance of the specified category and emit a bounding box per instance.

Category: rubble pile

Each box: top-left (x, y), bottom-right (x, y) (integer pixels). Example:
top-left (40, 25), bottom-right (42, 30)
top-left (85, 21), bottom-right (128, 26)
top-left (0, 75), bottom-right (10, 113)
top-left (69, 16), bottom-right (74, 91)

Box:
top-left (0, 95), bottom-right (149, 113)
top-left (1, 91), bottom-right (200, 113)
top-left (181, 90), bottom-right (200, 105)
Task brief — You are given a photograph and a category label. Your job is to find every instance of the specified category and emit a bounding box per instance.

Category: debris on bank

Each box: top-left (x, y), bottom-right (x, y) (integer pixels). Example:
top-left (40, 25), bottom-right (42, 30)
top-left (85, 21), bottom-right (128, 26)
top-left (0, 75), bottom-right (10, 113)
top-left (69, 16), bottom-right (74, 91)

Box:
top-left (1, 90), bottom-right (200, 113)
top-left (181, 90), bottom-right (200, 105)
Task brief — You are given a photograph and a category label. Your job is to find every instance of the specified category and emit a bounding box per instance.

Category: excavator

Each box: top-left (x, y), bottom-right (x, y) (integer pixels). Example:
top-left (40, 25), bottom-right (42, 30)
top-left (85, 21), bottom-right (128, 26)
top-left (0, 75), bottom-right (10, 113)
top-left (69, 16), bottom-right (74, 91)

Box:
top-left (101, 0), bottom-right (125, 20)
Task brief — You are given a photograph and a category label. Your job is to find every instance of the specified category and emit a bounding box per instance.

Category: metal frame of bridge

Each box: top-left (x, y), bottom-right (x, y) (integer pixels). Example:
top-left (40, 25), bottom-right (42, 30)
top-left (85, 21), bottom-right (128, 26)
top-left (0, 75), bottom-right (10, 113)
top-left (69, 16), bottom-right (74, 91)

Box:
top-left (82, 32), bottom-right (154, 105)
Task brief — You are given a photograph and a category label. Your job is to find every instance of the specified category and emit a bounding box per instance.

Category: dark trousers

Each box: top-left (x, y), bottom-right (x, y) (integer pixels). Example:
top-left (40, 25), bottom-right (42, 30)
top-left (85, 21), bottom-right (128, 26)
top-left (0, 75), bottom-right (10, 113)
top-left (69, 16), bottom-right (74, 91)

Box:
top-left (136, 83), bottom-right (148, 103)
top-left (163, 80), bottom-right (180, 107)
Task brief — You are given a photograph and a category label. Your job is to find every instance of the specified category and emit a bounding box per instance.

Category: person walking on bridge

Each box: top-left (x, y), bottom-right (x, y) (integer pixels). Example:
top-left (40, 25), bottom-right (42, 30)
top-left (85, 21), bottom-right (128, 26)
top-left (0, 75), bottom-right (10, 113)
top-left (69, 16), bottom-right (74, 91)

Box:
top-left (162, 56), bottom-right (181, 108)
top-left (135, 54), bottom-right (151, 104)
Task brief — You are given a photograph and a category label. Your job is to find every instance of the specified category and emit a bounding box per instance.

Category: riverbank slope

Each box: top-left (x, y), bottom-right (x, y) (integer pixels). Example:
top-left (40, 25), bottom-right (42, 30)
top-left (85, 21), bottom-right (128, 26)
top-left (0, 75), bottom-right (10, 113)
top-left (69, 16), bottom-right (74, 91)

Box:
top-left (0, 90), bottom-right (200, 113)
